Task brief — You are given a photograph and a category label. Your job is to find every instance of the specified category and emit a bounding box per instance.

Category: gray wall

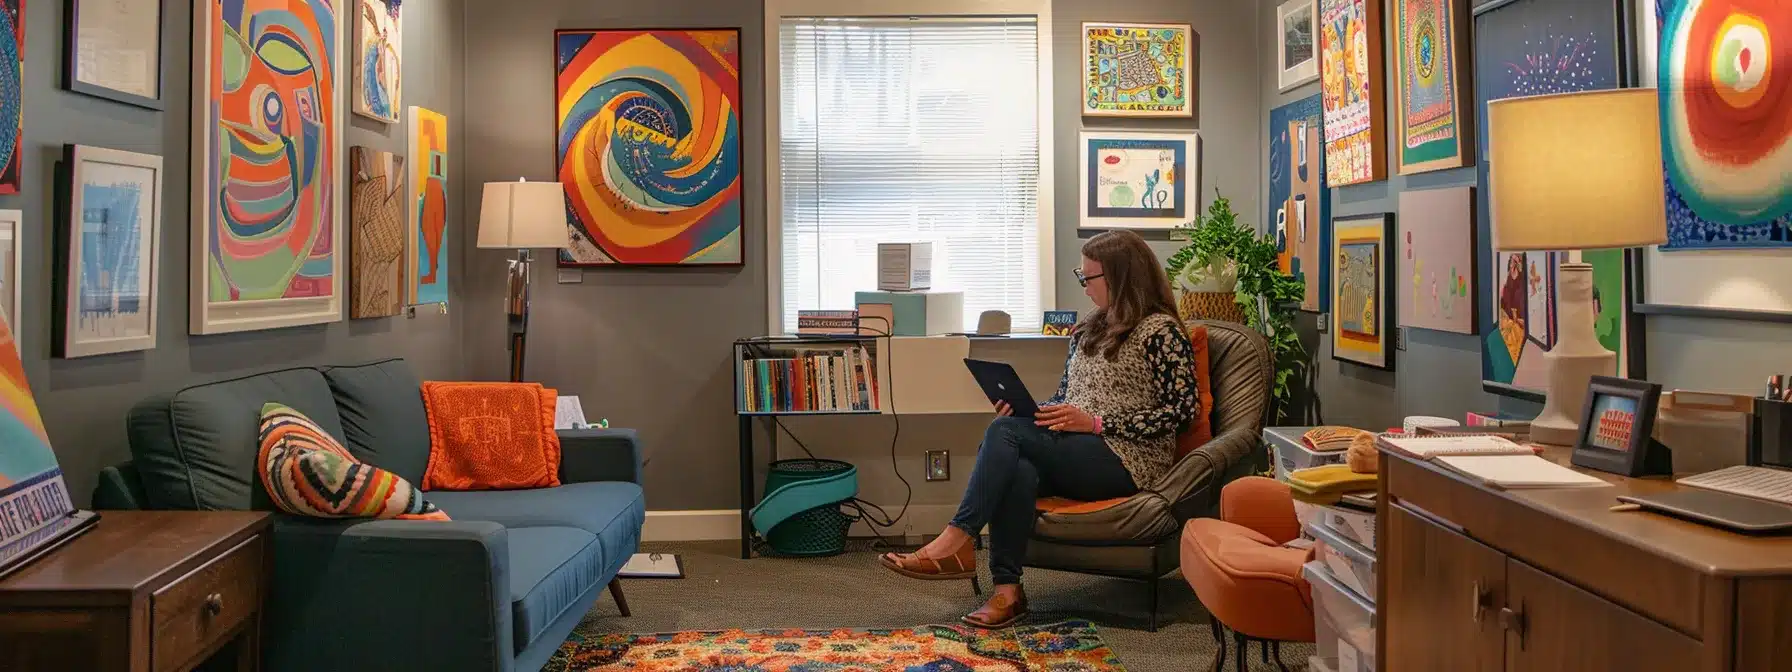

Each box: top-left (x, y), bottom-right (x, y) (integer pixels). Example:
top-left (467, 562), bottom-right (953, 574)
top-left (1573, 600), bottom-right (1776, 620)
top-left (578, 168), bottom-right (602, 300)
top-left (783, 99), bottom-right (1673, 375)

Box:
top-left (31, 0), bottom-right (467, 506)
top-left (461, 0), bottom-right (1261, 511)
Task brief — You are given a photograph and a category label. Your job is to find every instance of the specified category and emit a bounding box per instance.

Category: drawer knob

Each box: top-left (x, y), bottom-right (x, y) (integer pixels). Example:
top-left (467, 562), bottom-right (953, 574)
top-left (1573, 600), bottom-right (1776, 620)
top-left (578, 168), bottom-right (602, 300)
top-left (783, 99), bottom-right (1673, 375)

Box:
top-left (204, 593), bottom-right (223, 616)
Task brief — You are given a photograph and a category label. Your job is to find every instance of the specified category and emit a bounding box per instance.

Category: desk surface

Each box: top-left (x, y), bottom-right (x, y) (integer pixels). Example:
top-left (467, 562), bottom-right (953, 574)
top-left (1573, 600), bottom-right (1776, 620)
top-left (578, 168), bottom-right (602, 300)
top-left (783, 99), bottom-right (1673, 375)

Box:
top-left (0, 511), bottom-right (270, 599)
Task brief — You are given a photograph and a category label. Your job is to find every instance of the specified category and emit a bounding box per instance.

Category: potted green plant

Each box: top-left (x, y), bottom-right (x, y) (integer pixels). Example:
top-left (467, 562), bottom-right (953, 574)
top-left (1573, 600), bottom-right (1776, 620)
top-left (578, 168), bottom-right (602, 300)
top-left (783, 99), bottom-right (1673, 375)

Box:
top-left (1165, 193), bottom-right (1307, 418)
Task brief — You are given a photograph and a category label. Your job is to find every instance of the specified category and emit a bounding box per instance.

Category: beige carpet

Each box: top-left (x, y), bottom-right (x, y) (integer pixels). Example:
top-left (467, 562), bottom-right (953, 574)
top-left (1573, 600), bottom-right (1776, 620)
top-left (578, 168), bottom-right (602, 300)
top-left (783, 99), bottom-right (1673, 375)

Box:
top-left (571, 540), bottom-right (1316, 671)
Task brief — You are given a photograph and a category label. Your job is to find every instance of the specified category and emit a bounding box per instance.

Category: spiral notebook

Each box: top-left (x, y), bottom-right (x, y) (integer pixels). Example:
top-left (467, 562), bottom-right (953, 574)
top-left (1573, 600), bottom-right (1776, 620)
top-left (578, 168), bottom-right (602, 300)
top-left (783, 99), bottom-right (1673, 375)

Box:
top-left (1376, 433), bottom-right (1536, 460)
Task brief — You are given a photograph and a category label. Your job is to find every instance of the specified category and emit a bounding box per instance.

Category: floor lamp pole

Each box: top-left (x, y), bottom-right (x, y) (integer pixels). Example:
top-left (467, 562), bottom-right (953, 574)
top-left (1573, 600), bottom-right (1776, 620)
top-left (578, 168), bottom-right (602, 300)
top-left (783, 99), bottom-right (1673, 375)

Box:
top-left (506, 249), bottom-right (533, 383)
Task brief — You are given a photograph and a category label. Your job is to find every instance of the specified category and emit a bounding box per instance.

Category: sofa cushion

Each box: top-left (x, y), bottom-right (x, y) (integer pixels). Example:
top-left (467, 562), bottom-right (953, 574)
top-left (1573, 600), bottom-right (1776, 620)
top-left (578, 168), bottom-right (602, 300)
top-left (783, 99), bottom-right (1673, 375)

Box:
top-left (506, 526), bottom-right (605, 653)
top-left (257, 403), bottom-right (448, 521)
top-left (128, 367), bottom-right (343, 511)
top-left (420, 381), bottom-right (562, 491)
top-left (322, 359), bottom-right (432, 484)
top-left (428, 482), bottom-right (645, 539)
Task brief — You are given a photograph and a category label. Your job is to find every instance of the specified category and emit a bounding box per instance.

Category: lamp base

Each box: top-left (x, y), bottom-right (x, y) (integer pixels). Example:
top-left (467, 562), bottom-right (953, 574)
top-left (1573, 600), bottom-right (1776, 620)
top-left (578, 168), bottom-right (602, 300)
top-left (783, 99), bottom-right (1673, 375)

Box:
top-left (1528, 262), bottom-right (1616, 446)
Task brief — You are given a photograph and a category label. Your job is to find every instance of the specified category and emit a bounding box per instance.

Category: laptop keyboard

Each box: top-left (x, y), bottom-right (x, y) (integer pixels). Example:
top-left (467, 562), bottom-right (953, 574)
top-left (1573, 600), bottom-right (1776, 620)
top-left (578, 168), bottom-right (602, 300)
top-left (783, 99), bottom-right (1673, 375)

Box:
top-left (1679, 465), bottom-right (1792, 506)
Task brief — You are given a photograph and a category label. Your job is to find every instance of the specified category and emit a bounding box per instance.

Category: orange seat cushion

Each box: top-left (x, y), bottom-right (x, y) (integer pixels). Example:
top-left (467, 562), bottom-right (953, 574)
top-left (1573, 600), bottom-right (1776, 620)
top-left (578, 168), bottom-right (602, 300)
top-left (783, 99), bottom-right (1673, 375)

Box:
top-left (1180, 518), bottom-right (1316, 642)
top-left (1175, 325), bottom-right (1215, 458)
top-left (420, 381), bottom-right (562, 491)
top-left (1035, 496), bottom-right (1130, 515)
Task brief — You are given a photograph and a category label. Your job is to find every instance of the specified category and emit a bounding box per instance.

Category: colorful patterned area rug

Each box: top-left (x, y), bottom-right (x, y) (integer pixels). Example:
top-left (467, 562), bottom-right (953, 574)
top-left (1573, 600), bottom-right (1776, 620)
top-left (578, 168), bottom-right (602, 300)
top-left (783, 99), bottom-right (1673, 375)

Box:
top-left (544, 619), bottom-right (1127, 671)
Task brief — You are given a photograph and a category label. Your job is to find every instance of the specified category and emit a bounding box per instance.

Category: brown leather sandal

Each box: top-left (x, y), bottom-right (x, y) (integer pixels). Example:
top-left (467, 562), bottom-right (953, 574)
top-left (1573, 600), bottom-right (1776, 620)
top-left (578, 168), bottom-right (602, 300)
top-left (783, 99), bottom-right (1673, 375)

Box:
top-left (961, 588), bottom-right (1028, 629)
top-left (878, 542), bottom-right (977, 581)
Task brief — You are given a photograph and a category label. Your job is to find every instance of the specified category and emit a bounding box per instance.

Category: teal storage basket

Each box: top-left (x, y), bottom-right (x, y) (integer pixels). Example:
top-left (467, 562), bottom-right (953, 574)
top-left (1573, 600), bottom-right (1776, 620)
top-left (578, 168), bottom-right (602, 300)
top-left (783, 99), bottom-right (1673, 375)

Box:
top-left (751, 459), bottom-right (858, 557)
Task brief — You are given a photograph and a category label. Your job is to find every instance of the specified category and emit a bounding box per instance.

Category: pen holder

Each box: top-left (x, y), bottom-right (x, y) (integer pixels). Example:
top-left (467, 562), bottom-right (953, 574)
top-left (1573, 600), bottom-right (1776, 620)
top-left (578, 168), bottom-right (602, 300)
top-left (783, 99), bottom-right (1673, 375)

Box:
top-left (1750, 398), bottom-right (1792, 468)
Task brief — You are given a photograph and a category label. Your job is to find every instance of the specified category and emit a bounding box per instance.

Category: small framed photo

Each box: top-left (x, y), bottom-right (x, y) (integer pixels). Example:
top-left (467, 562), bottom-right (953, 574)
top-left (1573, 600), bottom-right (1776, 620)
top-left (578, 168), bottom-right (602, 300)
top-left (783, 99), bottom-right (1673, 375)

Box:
top-left (1572, 376), bottom-right (1665, 477)
top-left (63, 0), bottom-right (166, 109)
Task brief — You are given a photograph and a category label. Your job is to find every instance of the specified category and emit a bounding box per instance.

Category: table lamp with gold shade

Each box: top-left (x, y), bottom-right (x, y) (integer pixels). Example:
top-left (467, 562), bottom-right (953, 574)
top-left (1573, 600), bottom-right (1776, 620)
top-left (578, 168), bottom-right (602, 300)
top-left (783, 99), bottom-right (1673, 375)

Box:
top-left (478, 178), bottom-right (571, 382)
top-left (1487, 88), bottom-right (1667, 446)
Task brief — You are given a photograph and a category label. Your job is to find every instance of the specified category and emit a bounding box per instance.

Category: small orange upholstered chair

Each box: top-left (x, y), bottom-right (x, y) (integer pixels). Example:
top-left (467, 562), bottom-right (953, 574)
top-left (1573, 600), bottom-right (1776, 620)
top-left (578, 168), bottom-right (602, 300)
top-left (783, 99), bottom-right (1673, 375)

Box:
top-left (1180, 476), bottom-right (1314, 672)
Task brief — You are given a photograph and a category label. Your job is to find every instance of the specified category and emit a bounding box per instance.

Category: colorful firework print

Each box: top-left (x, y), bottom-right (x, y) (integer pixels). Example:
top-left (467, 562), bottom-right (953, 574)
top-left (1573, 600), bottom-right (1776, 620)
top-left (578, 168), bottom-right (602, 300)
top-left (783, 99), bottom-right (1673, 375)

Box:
top-left (193, 0), bottom-right (342, 334)
top-left (1082, 22), bottom-right (1195, 118)
top-left (1656, 0), bottom-right (1792, 249)
top-left (555, 29), bottom-right (743, 266)
top-left (545, 620), bottom-right (1128, 672)
top-left (1393, 0), bottom-right (1471, 173)
top-left (0, 0), bottom-right (20, 196)
top-left (407, 106), bottom-right (448, 305)
top-left (352, 0), bottom-right (400, 123)
top-left (1319, 0), bottom-right (1388, 186)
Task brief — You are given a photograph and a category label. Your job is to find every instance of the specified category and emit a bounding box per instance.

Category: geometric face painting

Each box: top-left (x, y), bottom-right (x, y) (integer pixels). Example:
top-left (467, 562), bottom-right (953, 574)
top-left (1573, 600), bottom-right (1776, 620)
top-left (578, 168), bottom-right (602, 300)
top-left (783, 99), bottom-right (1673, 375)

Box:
top-left (555, 29), bottom-right (743, 266)
top-left (1655, 0), bottom-right (1792, 249)
top-left (1397, 187), bottom-right (1475, 334)
top-left (59, 145), bottom-right (162, 358)
top-left (1078, 130), bottom-right (1199, 230)
top-left (1082, 22), bottom-right (1197, 118)
top-left (1473, 0), bottom-right (1627, 394)
top-left (407, 106), bottom-right (448, 305)
top-left (352, 0), bottom-right (401, 123)
top-left (1268, 95), bottom-right (1329, 311)
top-left (191, 0), bottom-right (343, 335)
top-left (1331, 213), bottom-right (1395, 370)
top-left (349, 147), bottom-right (405, 318)
top-left (0, 0), bottom-right (19, 195)
top-left (1392, 0), bottom-right (1472, 174)
top-left (1319, 0), bottom-right (1388, 186)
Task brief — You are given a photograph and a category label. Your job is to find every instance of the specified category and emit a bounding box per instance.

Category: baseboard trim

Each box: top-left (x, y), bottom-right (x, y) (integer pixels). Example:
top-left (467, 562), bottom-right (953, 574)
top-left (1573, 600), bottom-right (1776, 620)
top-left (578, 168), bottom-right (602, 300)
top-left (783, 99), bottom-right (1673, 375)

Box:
top-left (643, 505), bottom-right (958, 543)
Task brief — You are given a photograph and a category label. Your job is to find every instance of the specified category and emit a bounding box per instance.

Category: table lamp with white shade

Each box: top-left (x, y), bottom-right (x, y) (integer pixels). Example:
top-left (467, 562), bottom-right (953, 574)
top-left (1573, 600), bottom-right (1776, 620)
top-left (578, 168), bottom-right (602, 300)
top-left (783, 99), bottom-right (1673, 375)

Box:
top-left (1487, 89), bottom-right (1667, 446)
top-left (478, 178), bottom-right (571, 382)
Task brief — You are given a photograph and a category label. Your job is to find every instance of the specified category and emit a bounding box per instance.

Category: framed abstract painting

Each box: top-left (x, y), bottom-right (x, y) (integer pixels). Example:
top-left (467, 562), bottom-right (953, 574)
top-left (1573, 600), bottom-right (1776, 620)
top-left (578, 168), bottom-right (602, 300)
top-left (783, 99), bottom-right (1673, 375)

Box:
top-left (1268, 94), bottom-right (1329, 312)
top-left (1081, 22), bottom-right (1196, 118)
top-left (348, 147), bottom-right (405, 318)
top-left (555, 29), bottom-right (743, 266)
top-left (352, 0), bottom-right (400, 123)
top-left (1397, 186), bottom-right (1475, 334)
top-left (1392, 0), bottom-right (1473, 174)
top-left (1277, 0), bottom-right (1320, 91)
top-left (190, 0), bottom-right (343, 335)
top-left (1473, 0), bottom-right (1627, 397)
top-left (1318, 0), bottom-right (1388, 186)
top-left (1331, 213), bottom-right (1395, 370)
top-left (0, 208), bottom-right (19, 351)
top-left (407, 106), bottom-right (448, 305)
top-left (1078, 130), bottom-right (1199, 230)
top-left (57, 145), bottom-right (161, 358)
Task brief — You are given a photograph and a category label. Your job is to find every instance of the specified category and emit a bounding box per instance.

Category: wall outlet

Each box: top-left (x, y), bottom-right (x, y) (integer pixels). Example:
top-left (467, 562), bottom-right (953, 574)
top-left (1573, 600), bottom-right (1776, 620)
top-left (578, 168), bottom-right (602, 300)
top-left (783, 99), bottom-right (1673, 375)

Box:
top-left (1396, 327), bottom-right (1408, 351)
top-left (925, 450), bottom-right (950, 481)
top-left (1318, 313), bottom-right (1329, 333)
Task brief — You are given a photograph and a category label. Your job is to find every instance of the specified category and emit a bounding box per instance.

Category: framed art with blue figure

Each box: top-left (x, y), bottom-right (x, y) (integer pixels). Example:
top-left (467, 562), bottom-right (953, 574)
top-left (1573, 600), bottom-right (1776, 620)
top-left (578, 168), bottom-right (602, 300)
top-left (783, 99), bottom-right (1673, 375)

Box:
top-left (0, 311), bottom-right (98, 580)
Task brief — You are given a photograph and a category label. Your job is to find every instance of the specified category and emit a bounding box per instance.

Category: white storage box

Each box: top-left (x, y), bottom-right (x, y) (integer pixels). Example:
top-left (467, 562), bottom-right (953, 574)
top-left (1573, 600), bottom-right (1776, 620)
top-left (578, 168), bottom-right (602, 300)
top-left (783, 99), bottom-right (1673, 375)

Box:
top-left (877, 242), bottom-right (933, 291)
top-left (1307, 521), bottom-right (1377, 601)
top-left (1293, 501), bottom-right (1323, 537)
top-left (1305, 561), bottom-right (1377, 672)
top-left (1264, 427), bottom-right (1347, 481)
top-left (1320, 504), bottom-right (1378, 550)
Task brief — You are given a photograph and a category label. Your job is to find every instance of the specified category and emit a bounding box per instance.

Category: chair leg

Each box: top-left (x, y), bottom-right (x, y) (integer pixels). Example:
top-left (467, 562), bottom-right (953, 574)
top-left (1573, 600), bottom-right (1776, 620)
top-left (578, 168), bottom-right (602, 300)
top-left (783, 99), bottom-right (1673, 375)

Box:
top-left (1270, 641), bottom-right (1289, 672)
top-left (608, 578), bottom-right (631, 617)
top-left (1232, 631), bottom-right (1248, 672)
top-left (971, 575), bottom-right (983, 596)
top-left (1207, 620), bottom-right (1227, 672)
top-left (1261, 638), bottom-right (1271, 664)
top-left (1147, 578), bottom-right (1160, 632)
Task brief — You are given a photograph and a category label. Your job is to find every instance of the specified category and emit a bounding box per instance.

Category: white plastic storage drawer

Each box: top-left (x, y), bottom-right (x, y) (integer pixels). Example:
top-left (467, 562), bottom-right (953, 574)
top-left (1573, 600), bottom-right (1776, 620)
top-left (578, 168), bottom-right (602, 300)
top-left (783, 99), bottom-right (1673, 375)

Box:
top-left (1304, 560), bottom-right (1376, 672)
top-left (1319, 504), bottom-right (1377, 549)
top-left (1306, 521), bottom-right (1377, 601)
top-left (1264, 427), bottom-right (1346, 481)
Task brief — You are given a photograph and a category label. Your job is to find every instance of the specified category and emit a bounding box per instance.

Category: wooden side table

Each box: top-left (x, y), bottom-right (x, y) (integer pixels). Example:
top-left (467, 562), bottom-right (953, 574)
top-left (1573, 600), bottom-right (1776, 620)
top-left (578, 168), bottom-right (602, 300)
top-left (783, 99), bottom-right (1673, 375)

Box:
top-left (0, 511), bottom-right (272, 672)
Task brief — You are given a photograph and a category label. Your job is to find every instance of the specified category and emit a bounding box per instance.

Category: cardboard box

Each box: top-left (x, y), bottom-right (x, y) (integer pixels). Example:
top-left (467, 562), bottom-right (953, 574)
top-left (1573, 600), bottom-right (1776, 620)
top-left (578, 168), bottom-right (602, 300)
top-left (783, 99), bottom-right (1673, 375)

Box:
top-left (877, 242), bottom-right (933, 291)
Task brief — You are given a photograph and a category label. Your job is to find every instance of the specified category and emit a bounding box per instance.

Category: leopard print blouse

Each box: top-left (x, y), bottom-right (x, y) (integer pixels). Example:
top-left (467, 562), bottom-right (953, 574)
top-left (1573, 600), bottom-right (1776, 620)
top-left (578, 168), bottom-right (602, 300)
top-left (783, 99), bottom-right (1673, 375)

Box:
top-left (1045, 312), bottom-right (1199, 489)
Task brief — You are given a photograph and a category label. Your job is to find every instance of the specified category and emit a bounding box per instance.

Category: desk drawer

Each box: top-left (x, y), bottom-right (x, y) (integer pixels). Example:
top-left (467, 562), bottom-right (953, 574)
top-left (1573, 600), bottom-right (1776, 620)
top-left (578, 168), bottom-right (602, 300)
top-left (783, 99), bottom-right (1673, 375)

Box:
top-left (151, 535), bottom-right (263, 672)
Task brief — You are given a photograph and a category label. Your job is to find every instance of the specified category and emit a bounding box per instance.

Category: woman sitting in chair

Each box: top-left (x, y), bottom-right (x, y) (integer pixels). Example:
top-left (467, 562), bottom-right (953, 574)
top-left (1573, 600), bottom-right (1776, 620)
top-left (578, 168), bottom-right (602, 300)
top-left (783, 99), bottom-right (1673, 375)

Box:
top-left (879, 229), bottom-right (1199, 628)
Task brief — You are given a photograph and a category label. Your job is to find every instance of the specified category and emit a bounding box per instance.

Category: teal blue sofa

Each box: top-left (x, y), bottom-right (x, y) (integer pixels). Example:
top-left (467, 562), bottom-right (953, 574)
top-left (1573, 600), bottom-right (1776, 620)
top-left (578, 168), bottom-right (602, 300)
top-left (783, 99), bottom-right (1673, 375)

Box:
top-left (92, 359), bottom-right (647, 672)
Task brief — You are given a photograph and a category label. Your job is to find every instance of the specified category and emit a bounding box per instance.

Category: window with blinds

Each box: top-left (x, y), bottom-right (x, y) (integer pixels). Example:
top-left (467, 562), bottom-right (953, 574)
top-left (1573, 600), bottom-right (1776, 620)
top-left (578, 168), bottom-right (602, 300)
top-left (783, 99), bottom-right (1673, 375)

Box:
top-left (777, 16), bottom-right (1045, 333)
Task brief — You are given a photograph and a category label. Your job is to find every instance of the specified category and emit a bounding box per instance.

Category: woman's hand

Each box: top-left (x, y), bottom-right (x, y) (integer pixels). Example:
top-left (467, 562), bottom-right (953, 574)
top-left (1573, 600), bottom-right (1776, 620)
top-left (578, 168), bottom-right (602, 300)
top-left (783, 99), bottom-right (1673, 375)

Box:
top-left (994, 400), bottom-right (1013, 417)
top-left (1036, 404), bottom-right (1096, 433)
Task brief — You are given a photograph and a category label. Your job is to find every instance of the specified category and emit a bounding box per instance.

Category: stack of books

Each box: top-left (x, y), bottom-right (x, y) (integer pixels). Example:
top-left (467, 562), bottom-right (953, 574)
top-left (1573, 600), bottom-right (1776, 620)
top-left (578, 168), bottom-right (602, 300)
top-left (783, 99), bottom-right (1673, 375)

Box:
top-left (740, 345), bottom-right (879, 413)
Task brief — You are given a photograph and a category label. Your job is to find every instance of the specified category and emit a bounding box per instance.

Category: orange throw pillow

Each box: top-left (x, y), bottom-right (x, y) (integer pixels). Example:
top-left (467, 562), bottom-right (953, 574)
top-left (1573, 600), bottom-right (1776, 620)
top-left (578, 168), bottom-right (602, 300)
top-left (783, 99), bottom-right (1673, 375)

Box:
top-left (1175, 325), bottom-right (1216, 459)
top-left (420, 381), bottom-right (562, 491)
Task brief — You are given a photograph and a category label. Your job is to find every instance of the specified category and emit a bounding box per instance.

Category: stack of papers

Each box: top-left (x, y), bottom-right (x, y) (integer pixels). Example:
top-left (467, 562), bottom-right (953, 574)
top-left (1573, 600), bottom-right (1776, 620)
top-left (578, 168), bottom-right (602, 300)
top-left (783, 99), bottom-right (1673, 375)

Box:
top-left (1435, 455), bottom-right (1611, 489)
top-left (1378, 433), bottom-right (1535, 460)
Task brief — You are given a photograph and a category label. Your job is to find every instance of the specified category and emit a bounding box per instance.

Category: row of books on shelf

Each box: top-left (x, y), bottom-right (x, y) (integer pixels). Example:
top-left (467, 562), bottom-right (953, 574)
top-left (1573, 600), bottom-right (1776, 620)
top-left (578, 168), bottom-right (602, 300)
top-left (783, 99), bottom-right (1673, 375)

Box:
top-left (739, 346), bottom-right (881, 413)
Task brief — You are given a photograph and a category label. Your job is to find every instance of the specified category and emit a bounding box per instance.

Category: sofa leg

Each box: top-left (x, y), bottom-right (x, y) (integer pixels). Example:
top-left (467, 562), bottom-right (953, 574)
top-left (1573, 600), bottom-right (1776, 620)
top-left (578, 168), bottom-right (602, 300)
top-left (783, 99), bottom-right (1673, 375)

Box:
top-left (608, 578), bottom-right (632, 617)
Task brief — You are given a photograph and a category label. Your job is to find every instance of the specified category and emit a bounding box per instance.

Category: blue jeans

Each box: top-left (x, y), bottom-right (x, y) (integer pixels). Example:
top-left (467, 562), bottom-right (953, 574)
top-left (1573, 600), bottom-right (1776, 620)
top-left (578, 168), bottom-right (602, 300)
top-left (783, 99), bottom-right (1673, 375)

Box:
top-left (949, 416), bottom-right (1138, 585)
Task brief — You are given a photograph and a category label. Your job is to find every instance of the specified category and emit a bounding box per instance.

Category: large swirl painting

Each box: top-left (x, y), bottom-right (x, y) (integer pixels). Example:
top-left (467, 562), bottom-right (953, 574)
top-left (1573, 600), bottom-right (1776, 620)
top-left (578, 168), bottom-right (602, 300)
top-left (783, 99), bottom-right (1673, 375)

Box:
top-left (555, 29), bottom-right (743, 266)
top-left (191, 0), bottom-right (343, 334)
top-left (0, 0), bottom-right (19, 196)
top-left (1657, 0), bottom-right (1792, 249)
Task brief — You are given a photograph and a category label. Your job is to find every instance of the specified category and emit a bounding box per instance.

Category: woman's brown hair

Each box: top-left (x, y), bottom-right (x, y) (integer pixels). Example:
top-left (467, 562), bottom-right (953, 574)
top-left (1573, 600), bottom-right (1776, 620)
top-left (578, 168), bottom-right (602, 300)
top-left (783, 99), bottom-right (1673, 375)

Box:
top-left (1075, 230), bottom-right (1179, 359)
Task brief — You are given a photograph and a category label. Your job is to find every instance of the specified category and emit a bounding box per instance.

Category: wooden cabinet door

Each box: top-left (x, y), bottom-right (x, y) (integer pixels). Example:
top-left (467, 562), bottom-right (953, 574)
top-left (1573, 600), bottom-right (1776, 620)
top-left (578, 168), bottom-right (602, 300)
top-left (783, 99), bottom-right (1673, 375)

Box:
top-left (1384, 504), bottom-right (1507, 672)
top-left (1503, 560), bottom-right (1701, 671)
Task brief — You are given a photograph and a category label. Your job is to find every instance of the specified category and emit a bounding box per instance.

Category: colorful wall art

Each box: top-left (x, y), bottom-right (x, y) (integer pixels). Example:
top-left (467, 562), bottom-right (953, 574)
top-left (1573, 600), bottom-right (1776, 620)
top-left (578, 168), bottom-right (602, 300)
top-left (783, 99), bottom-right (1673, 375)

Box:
top-left (1474, 0), bottom-right (1626, 394)
top-left (0, 209), bottom-right (18, 352)
top-left (0, 0), bottom-right (21, 195)
top-left (1279, 0), bottom-right (1321, 91)
top-left (1319, 0), bottom-right (1387, 186)
top-left (191, 0), bottom-right (342, 335)
top-left (1332, 213), bottom-right (1395, 369)
top-left (555, 29), bottom-right (743, 266)
top-left (1078, 130), bottom-right (1199, 230)
top-left (59, 145), bottom-right (161, 358)
top-left (0, 306), bottom-right (76, 569)
top-left (1397, 187), bottom-right (1476, 334)
top-left (1268, 95), bottom-right (1329, 312)
top-left (349, 147), bottom-right (405, 318)
top-left (353, 0), bottom-right (400, 123)
top-left (407, 106), bottom-right (448, 303)
top-left (1393, 0), bottom-right (1473, 174)
top-left (1082, 22), bottom-right (1196, 118)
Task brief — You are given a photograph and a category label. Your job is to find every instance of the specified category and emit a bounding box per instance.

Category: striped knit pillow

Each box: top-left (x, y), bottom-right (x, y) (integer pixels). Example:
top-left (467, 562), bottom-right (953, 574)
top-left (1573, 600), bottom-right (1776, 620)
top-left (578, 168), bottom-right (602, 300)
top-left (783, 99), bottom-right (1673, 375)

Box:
top-left (257, 403), bottom-right (449, 521)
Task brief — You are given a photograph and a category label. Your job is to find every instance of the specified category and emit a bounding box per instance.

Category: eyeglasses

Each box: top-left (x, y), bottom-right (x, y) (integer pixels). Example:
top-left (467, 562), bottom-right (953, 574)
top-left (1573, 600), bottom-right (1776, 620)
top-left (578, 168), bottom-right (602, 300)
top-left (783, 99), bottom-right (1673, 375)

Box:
top-left (1073, 268), bottom-right (1104, 288)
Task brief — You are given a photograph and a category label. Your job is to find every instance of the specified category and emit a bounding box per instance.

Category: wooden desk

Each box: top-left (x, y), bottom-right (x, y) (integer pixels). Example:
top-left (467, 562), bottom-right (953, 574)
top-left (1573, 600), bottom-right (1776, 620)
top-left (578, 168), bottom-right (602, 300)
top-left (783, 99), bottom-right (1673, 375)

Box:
top-left (1377, 447), bottom-right (1792, 671)
top-left (0, 511), bottom-right (272, 672)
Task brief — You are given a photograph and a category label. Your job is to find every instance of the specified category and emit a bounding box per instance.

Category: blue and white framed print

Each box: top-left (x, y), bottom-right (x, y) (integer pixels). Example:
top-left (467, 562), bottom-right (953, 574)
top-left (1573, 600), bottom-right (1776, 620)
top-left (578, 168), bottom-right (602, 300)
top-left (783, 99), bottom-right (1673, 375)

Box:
top-left (1078, 130), bottom-right (1200, 230)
